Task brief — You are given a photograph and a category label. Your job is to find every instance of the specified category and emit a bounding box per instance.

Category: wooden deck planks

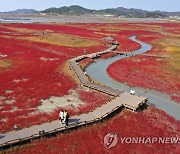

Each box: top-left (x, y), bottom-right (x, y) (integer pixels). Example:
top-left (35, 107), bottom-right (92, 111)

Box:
top-left (83, 82), bottom-right (123, 96)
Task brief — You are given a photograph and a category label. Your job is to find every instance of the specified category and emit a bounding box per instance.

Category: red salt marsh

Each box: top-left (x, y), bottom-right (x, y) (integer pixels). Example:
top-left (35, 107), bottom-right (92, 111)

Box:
top-left (0, 22), bottom-right (179, 153)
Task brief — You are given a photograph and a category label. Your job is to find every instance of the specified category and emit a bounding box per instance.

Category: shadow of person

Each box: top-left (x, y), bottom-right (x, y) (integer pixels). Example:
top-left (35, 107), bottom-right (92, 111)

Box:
top-left (68, 118), bottom-right (80, 125)
top-left (0, 134), bottom-right (6, 139)
top-left (137, 103), bottom-right (149, 112)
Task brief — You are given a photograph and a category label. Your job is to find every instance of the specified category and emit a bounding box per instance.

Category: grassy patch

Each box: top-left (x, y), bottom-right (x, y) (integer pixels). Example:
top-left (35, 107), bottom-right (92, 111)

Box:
top-left (160, 38), bottom-right (180, 48)
top-left (18, 33), bottom-right (100, 48)
top-left (0, 25), bottom-right (100, 48)
top-left (0, 60), bottom-right (12, 70)
top-left (56, 61), bottom-right (77, 83)
top-left (156, 37), bottom-right (180, 71)
top-left (88, 25), bottom-right (122, 32)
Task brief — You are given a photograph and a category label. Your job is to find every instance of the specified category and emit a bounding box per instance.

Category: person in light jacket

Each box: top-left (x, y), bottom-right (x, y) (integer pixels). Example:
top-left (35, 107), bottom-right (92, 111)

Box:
top-left (59, 110), bottom-right (64, 124)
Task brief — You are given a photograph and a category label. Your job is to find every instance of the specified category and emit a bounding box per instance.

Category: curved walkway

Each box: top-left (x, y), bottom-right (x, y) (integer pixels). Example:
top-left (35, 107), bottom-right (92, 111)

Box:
top-left (68, 42), bottom-right (147, 110)
top-left (0, 39), bottom-right (147, 149)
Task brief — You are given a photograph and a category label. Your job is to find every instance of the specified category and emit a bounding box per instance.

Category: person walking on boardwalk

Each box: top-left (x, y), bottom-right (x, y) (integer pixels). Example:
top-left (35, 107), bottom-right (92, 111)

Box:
top-left (83, 49), bottom-right (86, 55)
top-left (59, 110), bottom-right (64, 124)
top-left (63, 110), bottom-right (69, 126)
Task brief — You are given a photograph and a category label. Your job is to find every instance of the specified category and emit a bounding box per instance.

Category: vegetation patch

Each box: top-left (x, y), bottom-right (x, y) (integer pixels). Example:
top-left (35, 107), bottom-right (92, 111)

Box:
top-left (0, 60), bottom-right (12, 70)
top-left (17, 33), bottom-right (100, 48)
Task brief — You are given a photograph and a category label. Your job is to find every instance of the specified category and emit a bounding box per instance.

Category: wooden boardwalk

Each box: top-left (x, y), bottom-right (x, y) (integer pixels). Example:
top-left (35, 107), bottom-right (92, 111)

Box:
top-left (68, 44), bottom-right (147, 111)
top-left (83, 82), bottom-right (123, 96)
top-left (114, 51), bottom-right (170, 58)
top-left (0, 40), bottom-right (147, 149)
top-left (0, 97), bottom-right (124, 148)
top-left (0, 92), bottom-right (146, 148)
top-left (69, 59), bottom-right (89, 84)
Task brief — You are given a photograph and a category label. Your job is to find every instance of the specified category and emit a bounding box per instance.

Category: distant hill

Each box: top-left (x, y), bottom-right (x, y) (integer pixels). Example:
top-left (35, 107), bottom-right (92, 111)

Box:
top-left (4, 9), bottom-right (38, 14)
top-left (2, 6), bottom-right (180, 18)
top-left (153, 10), bottom-right (180, 17)
top-left (115, 7), bottom-right (147, 16)
top-left (41, 5), bottom-right (93, 15)
top-left (41, 5), bottom-right (180, 18)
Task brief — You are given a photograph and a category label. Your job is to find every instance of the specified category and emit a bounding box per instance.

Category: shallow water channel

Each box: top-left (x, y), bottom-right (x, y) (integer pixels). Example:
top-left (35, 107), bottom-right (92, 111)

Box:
top-left (85, 36), bottom-right (180, 120)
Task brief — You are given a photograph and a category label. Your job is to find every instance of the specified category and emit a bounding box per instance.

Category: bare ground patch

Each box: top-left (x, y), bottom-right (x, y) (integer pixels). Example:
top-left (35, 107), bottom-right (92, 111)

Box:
top-left (37, 90), bottom-right (84, 113)
top-left (0, 60), bottom-right (12, 70)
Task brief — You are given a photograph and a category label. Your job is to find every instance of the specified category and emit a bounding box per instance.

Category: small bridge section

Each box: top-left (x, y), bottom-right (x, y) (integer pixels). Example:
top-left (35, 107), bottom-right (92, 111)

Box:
top-left (83, 82), bottom-right (123, 96)
top-left (118, 92), bottom-right (148, 111)
top-left (114, 51), bottom-right (170, 58)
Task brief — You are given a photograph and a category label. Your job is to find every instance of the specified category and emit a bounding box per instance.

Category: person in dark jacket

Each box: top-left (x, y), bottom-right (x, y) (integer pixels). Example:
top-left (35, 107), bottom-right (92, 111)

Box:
top-left (63, 110), bottom-right (69, 126)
